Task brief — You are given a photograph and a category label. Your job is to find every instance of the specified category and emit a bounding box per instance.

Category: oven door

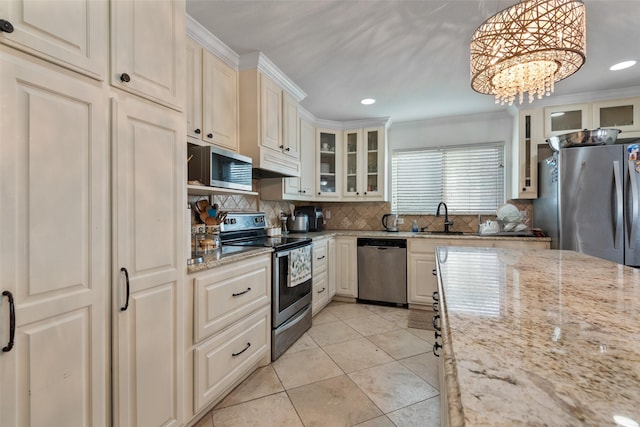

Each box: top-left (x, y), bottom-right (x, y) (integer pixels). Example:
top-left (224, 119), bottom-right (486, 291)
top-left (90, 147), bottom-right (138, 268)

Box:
top-left (272, 245), bottom-right (312, 328)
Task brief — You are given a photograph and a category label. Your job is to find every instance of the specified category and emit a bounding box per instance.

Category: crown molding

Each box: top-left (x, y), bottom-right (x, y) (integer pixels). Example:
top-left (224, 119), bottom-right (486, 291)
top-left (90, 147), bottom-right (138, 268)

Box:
top-left (518, 85), bottom-right (640, 109)
top-left (239, 51), bottom-right (307, 103)
top-left (186, 14), bottom-right (239, 70)
top-left (392, 110), bottom-right (511, 128)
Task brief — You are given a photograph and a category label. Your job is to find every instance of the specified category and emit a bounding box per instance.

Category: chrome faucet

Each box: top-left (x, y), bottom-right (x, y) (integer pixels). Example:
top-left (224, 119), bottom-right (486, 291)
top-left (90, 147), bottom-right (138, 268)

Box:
top-left (436, 202), bottom-right (453, 233)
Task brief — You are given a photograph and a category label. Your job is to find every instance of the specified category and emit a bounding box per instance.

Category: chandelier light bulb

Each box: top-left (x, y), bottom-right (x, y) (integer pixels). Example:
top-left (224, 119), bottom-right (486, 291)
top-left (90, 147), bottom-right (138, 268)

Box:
top-left (470, 0), bottom-right (586, 105)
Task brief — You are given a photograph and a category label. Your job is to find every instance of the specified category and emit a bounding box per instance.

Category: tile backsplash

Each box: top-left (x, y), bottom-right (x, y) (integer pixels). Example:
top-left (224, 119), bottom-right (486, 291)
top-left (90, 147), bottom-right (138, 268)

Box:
top-left (190, 180), bottom-right (533, 232)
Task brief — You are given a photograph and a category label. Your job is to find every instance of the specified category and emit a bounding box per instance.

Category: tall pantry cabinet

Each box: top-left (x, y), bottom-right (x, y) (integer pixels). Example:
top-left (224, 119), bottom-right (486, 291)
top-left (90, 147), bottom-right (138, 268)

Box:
top-left (0, 0), bottom-right (186, 426)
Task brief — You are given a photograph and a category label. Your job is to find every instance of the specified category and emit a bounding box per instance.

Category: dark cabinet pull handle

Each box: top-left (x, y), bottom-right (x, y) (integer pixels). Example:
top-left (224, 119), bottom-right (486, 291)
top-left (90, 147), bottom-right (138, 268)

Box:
top-left (317, 287), bottom-right (325, 293)
top-left (432, 291), bottom-right (439, 302)
top-left (432, 269), bottom-right (437, 276)
top-left (279, 145), bottom-right (284, 149)
top-left (120, 268), bottom-right (130, 311)
top-left (433, 342), bottom-right (442, 357)
top-left (0, 19), bottom-right (14, 33)
top-left (432, 302), bottom-right (439, 312)
top-left (2, 291), bottom-right (15, 352)
top-left (317, 255), bottom-right (325, 260)
top-left (432, 314), bottom-right (441, 332)
top-left (120, 73), bottom-right (131, 83)
top-left (232, 342), bottom-right (251, 357)
top-left (434, 330), bottom-right (441, 340)
top-left (207, 133), bottom-right (213, 138)
top-left (194, 129), bottom-right (201, 134)
top-left (232, 287), bottom-right (252, 297)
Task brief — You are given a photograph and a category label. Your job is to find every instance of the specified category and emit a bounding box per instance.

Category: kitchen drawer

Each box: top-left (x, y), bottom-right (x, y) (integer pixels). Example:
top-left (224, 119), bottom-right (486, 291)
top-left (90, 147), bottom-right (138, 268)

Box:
top-left (312, 270), bottom-right (329, 316)
top-left (193, 307), bottom-right (269, 413)
top-left (193, 254), bottom-right (270, 342)
top-left (313, 240), bottom-right (328, 275)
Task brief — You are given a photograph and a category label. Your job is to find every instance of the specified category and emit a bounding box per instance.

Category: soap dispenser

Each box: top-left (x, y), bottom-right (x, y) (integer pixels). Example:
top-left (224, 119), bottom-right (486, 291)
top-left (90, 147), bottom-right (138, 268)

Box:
top-left (412, 219), bottom-right (419, 233)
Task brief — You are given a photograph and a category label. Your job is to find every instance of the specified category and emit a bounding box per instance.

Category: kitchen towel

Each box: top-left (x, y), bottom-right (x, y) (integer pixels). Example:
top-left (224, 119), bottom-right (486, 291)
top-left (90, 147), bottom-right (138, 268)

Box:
top-left (288, 245), bottom-right (312, 287)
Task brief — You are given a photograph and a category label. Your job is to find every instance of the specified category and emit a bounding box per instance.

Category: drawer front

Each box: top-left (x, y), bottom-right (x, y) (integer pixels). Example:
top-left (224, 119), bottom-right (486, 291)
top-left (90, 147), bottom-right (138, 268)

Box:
top-left (312, 271), bottom-right (329, 315)
top-left (313, 241), bottom-right (328, 274)
top-left (194, 255), bottom-right (270, 342)
top-left (193, 307), bottom-right (269, 412)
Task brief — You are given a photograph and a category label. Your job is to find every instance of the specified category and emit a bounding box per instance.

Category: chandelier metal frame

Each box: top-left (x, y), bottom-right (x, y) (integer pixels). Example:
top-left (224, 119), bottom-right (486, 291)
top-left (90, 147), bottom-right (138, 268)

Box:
top-left (470, 0), bottom-right (586, 105)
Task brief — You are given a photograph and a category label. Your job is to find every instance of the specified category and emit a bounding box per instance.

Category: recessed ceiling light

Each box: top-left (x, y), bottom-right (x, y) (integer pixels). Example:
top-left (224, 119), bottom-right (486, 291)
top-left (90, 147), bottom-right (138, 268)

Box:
top-left (610, 60), bottom-right (637, 71)
top-left (360, 98), bottom-right (376, 105)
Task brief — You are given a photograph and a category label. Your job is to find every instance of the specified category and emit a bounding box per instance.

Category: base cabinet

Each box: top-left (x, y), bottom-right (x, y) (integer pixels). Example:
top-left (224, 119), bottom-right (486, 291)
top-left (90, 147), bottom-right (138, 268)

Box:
top-left (335, 237), bottom-right (357, 298)
top-left (312, 238), bottom-right (330, 315)
top-left (187, 254), bottom-right (271, 421)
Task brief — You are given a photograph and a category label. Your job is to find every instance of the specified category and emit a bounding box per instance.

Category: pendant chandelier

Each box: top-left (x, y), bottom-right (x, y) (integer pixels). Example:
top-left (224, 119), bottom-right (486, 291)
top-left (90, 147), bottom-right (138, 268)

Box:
top-left (470, 0), bottom-right (586, 105)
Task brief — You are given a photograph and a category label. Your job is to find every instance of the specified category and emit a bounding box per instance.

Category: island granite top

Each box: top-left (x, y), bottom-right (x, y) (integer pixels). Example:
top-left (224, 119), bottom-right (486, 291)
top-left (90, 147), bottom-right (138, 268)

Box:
top-left (436, 247), bottom-right (640, 427)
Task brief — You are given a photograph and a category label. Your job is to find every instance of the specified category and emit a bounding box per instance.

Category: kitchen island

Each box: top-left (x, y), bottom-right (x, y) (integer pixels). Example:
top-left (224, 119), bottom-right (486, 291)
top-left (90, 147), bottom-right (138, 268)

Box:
top-left (435, 247), bottom-right (640, 427)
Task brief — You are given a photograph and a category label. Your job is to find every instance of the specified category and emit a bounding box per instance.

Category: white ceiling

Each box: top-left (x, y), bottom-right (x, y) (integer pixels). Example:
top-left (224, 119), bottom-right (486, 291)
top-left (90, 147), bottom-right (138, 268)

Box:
top-left (186, 0), bottom-right (640, 124)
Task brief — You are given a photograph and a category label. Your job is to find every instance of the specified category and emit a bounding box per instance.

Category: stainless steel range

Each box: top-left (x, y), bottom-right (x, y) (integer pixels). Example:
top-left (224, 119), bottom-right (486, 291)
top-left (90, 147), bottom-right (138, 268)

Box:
top-left (220, 212), bottom-right (313, 360)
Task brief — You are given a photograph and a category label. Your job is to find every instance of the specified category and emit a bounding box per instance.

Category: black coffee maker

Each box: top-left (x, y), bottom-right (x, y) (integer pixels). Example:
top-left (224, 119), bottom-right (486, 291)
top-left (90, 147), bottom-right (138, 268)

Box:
top-left (296, 206), bottom-right (324, 232)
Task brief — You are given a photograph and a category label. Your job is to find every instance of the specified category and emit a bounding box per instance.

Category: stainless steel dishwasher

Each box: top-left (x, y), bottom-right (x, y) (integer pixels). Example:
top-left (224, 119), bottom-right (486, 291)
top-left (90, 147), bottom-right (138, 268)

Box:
top-left (357, 238), bottom-right (407, 305)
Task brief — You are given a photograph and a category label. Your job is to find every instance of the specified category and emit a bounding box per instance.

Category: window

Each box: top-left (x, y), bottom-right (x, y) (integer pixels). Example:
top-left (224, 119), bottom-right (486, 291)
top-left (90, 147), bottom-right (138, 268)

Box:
top-left (392, 143), bottom-right (505, 214)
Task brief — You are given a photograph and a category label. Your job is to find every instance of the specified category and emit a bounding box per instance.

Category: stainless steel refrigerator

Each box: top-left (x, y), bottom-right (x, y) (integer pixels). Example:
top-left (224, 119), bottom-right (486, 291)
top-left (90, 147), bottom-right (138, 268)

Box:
top-left (534, 144), bottom-right (640, 266)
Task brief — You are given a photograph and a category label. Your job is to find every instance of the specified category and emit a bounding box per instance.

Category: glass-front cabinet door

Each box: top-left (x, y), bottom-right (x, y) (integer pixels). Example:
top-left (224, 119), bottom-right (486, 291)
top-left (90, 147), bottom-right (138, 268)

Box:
top-left (343, 130), bottom-right (360, 197)
top-left (544, 103), bottom-right (591, 136)
top-left (316, 129), bottom-right (341, 198)
top-left (342, 127), bottom-right (385, 200)
top-left (592, 97), bottom-right (640, 134)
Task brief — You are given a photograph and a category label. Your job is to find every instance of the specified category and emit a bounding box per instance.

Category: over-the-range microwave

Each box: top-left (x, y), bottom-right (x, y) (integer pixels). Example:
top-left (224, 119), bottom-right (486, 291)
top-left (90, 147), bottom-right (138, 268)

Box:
top-left (187, 144), bottom-right (253, 191)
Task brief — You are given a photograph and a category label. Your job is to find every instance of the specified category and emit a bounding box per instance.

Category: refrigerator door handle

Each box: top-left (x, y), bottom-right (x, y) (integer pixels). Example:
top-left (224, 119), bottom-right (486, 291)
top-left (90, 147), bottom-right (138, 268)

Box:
top-left (628, 160), bottom-right (639, 249)
top-left (614, 161), bottom-right (623, 249)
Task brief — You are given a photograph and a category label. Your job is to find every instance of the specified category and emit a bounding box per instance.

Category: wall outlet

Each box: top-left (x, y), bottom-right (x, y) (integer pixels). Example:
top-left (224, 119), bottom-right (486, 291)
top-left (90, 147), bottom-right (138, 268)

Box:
top-left (397, 217), bottom-right (404, 224)
top-left (325, 210), bottom-right (331, 219)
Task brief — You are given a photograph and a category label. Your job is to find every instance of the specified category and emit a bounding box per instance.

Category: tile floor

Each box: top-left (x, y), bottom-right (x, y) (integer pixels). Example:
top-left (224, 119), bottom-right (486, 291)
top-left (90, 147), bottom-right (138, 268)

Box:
top-left (195, 301), bottom-right (441, 427)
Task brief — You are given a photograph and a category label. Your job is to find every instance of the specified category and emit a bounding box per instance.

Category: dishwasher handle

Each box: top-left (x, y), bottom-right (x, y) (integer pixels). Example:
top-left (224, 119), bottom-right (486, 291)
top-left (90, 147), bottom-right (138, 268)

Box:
top-left (357, 238), bottom-right (406, 248)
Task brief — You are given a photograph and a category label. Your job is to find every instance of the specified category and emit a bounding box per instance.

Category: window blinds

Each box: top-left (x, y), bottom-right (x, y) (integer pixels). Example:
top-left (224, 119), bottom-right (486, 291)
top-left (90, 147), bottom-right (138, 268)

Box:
top-left (392, 143), bottom-right (505, 214)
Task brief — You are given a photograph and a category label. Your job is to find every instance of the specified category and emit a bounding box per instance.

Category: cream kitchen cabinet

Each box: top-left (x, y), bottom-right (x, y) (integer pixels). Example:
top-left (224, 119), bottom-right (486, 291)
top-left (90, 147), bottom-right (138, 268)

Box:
top-left (187, 254), bottom-right (271, 418)
top-left (112, 93), bottom-right (186, 427)
top-left (328, 238), bottom-right (337, 299)
top-left (0, 51), bottom-right (109, 427)
top-left (342, 127), bottom-right (386, 201)
top-left (316, 129), bottom-right (342, 199)
top-left (0, 0), bottom-right (107, 80)
top-left (513, 108), bottom-right (543, 199)
top-left (283, 91), bottom-right (301, 161)
top-left (111, 0), bottom-right (185, 111)
top-left (408, 238), bottom-right (550, 308)
top-left (186, 37), bottom-right (239, 151)
top-left (312, 238), bottom-right (330, 315)
top-left (334, 237), bottom-right (357, 299)
top-left (239, 69), bottom-right (300, 176)
top-left (544, 103), bottom-right (591, 137)
top-left (592, 97), bottom-right (640, 136)
top-left (260, 115), bottom-right (315, 201)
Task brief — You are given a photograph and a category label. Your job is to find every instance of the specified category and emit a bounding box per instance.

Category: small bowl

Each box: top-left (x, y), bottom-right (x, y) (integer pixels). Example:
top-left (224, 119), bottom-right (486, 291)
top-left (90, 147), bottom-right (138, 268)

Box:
top-left (547, 128), bottom-right (621, 151)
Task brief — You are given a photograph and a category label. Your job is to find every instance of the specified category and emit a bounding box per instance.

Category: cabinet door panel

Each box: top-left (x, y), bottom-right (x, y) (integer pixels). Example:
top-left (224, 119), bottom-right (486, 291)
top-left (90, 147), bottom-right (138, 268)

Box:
top-left (186, 37), bottom-right (203, 140)
top-left (111, 0), bottom-right (185, 110)
top-left (0, 52), bottom-right (108, 427)
top-left (113, 95), bottom-right (184, 427)
top-left (260, 75), bottom-right (282, 151)
top-left (0, 0), bottom-right (107, 79)
top-left (203, 52), bottom-right (238, 150)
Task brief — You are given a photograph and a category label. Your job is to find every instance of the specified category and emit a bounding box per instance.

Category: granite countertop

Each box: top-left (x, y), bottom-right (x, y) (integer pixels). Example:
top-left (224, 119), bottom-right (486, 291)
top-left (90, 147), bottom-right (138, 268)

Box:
top-left (287, 229), bottom-right (550, 242)
top-left (187, 246), bottom-right (273, 274)
top-left (436, 247), bottom-right (640, 426)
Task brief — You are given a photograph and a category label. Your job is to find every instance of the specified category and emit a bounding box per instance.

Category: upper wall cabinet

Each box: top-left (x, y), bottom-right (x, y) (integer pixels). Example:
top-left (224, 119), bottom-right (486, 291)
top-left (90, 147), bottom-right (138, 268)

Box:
top-left (111, 0), bottom-right (185, 111)
top-left (592, 97), bottom-right (640, 134)
top-left (316, 129), bottom-right (342, 199)
top-left (544, 103), bottom-right (591, 137)
top-left (186, 37), bottom-right (239, 152)
top-left (239, 69), bottom-right (300, 176)
top-left (342, 127), bottom-right (386, 201)
top-left (0, 0), bottom-right (108, 80)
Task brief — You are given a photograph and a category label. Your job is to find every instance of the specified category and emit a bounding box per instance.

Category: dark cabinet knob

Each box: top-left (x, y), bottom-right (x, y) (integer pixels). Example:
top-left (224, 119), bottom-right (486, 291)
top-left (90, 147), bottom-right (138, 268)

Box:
top-left (279, 145), bottom-right (284, 149)
top-left (0, 19), bottom-right (14, 33)
top-left (194, 129), bottom-right (201, 134)
top-left (120, 73), bottom-right (131, 83)
top-left (434, 330), bottom-right (441, 340)
top-left (356, 192), bottom-right (359, 195)
top-left (432, 314), bottom-right (441, 331)
top-left (364, 192), bottom-right (367, 195)
top-left (318, 192), bottom-right (321, 195)
top-left (302, 190), bottom-right (306, 194)
top-left (207, 133), bottom-right (213, 139)
top-left (285, 147), bottom-right (290, 151)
